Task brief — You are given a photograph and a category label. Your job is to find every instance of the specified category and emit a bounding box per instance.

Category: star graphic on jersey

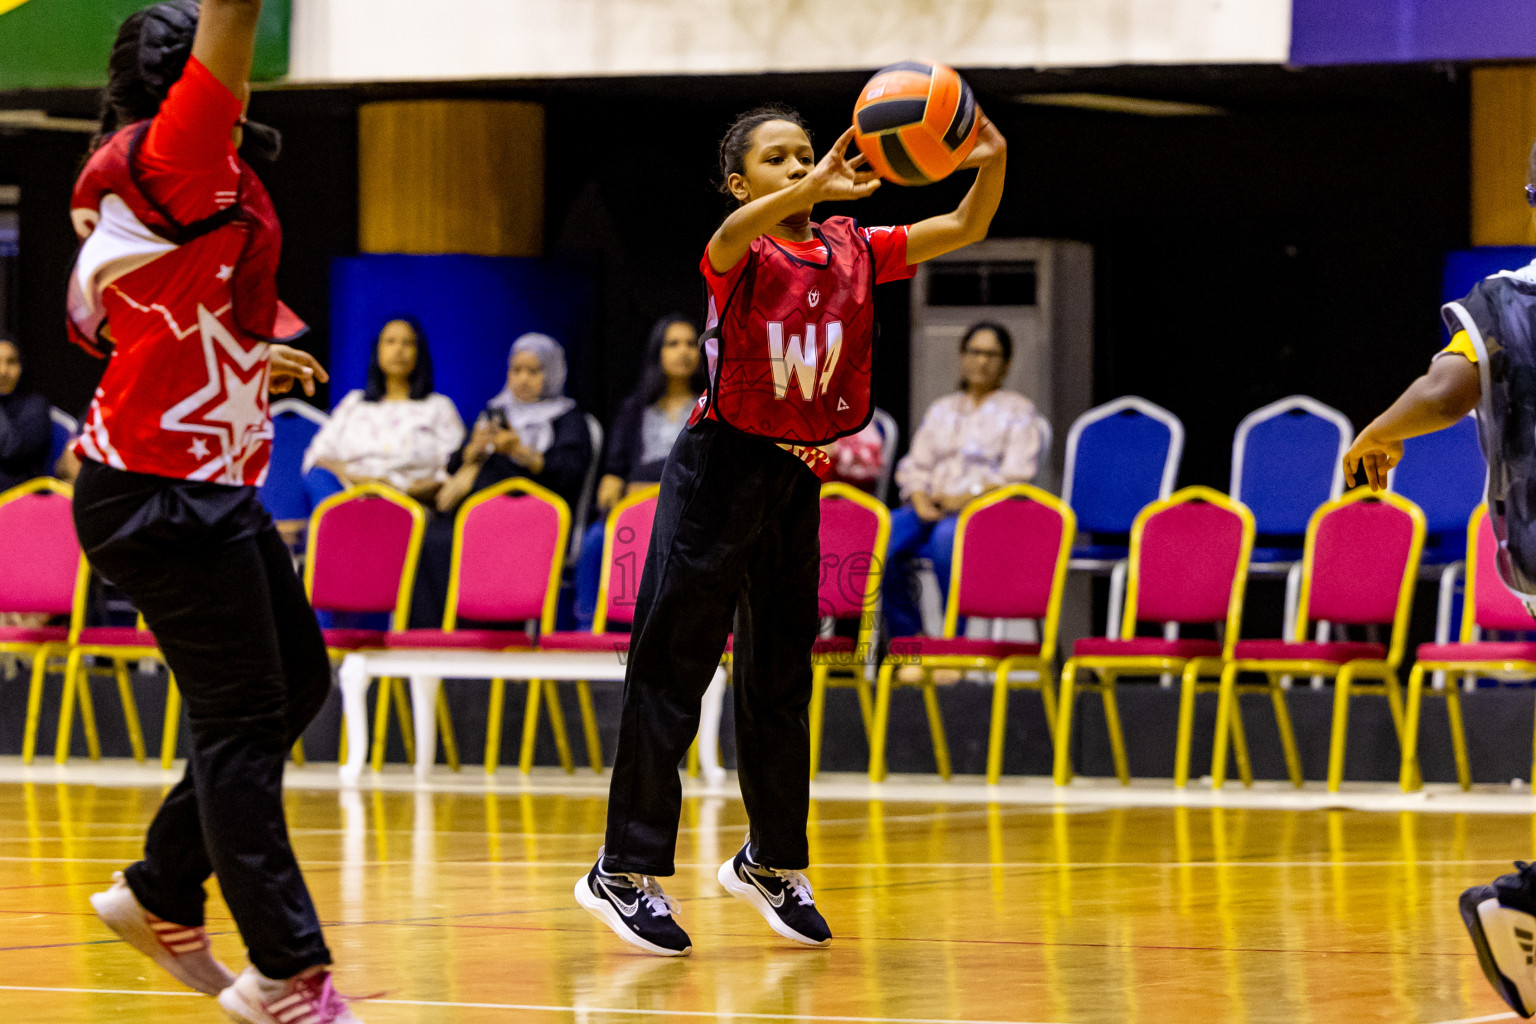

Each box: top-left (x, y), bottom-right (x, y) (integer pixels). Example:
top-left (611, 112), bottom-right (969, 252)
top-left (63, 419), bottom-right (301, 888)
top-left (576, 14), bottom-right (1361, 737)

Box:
top-left (188, 438), bottom-right (210, 460)
top-left (160, 305), bottom-right (271, 482)
top-left (215, 264), bottom-right (234, 282)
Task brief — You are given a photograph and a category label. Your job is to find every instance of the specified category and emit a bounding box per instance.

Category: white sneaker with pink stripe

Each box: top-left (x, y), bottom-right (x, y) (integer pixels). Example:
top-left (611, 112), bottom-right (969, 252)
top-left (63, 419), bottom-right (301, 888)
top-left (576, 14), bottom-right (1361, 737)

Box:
top-left (217, 966), bottom-right (363, 1024)
top-left (89, 871), bottom-right (235, 996)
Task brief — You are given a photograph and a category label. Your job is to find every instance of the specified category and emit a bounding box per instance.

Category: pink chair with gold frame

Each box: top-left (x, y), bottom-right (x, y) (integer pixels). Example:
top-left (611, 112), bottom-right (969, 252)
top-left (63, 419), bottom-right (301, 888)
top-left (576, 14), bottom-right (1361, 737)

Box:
top-left (1, 479), bottom-right (91, 764)
top-left (1401, 504), bottom-right (1533, 792)
top-left (1212, 488), bottom-right (1425, 792)
top-left (384, 477), bottom-right (569, 773)
top-left (869, 484), bottom-right (1075, 782)
top-left (1051, 486), bottom-right (1256, 788)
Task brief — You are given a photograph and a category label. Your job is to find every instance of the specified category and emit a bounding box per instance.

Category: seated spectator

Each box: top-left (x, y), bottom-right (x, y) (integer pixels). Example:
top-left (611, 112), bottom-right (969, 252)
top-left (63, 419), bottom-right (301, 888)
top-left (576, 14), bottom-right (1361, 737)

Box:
top-left (826, 419), bottom-right (886, 493)
top-left (301, 317), bottom-right (464, 507)
top-left (575, 315), bottom-right (703, 627)
top-left (412, 332), bottom-right (593, 628)
top-left (0, 334), bottom-right (52, 493)
top-left (883, 322), bottom-right (1047, 638)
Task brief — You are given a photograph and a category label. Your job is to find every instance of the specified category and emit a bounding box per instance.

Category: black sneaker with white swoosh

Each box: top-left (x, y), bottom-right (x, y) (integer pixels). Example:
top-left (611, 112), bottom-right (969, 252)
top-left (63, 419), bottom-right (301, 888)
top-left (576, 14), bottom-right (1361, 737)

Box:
top-left (574, 848), bottom-right (692, 956)
top-left (718, 839), bottom-right (831, 947)
top-left (1461, 861), bottom-right (1536, 1017)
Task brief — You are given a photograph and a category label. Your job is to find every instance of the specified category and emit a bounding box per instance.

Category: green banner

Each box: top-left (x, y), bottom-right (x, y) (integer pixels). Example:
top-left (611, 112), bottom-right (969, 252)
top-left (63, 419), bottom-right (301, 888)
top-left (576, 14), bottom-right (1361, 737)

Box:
top-left (0, 0), bottom-right (289, 90)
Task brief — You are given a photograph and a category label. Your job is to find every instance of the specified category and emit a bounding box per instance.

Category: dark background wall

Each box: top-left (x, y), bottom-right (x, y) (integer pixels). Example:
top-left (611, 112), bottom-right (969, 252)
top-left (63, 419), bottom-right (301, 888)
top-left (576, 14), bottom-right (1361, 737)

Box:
top-left (0, 62), bottom-right (1469, 488)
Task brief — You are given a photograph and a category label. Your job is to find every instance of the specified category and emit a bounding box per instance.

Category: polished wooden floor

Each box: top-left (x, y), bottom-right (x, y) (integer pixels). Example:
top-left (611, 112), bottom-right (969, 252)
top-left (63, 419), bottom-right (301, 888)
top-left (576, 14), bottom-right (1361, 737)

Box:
top-left (0, 765), bottom-right (1528, 1024)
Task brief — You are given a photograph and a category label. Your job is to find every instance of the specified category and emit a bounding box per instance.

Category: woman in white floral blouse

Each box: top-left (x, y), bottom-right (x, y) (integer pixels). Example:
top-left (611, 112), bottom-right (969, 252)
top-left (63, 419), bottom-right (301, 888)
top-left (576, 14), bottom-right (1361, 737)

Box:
top-left (885, 322), bottom-right (1047, 637)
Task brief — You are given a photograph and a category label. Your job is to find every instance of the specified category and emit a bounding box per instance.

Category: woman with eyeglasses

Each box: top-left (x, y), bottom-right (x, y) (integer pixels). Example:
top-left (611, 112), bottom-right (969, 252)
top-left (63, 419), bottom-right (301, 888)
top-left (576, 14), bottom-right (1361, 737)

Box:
top-left (1342, 148), bottom-right (1536, 1022)
top-left (884, 321), bottom-right (1047, 639)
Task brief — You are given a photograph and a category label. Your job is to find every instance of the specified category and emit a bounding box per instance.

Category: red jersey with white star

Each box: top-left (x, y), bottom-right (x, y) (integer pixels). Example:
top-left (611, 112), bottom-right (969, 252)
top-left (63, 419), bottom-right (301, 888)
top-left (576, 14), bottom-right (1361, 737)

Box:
top-left (66, 57), bottom-right (302, 486)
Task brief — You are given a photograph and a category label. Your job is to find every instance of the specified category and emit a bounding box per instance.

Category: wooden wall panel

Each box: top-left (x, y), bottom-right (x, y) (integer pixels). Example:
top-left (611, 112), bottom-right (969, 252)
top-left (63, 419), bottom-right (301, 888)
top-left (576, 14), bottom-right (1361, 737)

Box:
top-left (1472, 65), bottom-right (1536, 247)
top-left (358, 100), bottom-right (544, 256)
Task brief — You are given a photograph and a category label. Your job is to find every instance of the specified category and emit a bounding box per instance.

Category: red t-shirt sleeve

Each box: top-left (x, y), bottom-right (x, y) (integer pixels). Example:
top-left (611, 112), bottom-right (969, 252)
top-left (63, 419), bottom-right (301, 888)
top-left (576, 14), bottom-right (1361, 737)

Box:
top-left (861, 225), bottom-right (916, 284)
top-left (700, 243), bottom-right (752, 326)
top-left (137, 57), bottom-right (243, 226)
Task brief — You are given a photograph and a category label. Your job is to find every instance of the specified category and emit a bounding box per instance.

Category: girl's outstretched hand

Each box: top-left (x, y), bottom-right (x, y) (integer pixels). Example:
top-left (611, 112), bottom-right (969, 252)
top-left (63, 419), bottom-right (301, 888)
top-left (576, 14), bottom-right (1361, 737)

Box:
top-left (1342, 431), bottom-right (1403, 491)
top-left (804, 127), bottom-right (884, 204)
top-left (958, 113), bottom-right (1006, 170)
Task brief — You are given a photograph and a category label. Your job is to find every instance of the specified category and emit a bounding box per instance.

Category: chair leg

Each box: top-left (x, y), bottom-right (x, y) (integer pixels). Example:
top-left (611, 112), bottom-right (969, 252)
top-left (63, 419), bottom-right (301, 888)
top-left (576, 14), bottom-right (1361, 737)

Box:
top-left (1052, 660), bottom-right (1080, 786)
top-left (370, 678), bottom-right (394, 772)
top-left (1228, 696), bottom-right (1253, 788)
top-left (1038, 669), bottom-right (1059, 741)
top-left (1400, 664), bottom-right (1427, 793)
top-left (1100, 677), bottom-right (1129, 786)
top-left (391, 678), bottom-right (416, 764)
top-left (22, 648), bottom-right (54, 766)
top-left (1210, 662), bottom-right (1239, 789)
top-left (1443, 684), bottom-right (1471, 791)
top-left (1383, 671), bottom-right (1407, 746)
top-left (869, 663), bottom-right (897, 782)
top-left (1269, 677), bottom-right (1304, 789)
top-left (1327, 667), bottom-right (1354, 793)
top-left (809, 664), bottom-right (828, 780)
top-left (921, 683), bottom-right (952, 780)
top-left (113, 660), bottom-right (147, 763)
top-left (485, 678), bottom-right (506, 775)
top-left (853, 673), bottom-right (875, 737)
top-left (436, 691), bottom-right (461, 772)
top-left (1173, 661), bottom-right (1199, 789)
top-left (77, 669), bottom-right (102, 761)
top-left (161, 675), bottom-right (182, 770)
top-left (543, 680), bottom-right (575, 774)
top-left (686, 735), bottom-right (701, 777)
top-left (986, 664), bottom-right (1011, 786)
top-left (575, 681), bottom-right (602, 773)
top-left (518, 679), bottom-right (543, 774)
top-left (55, 651), bottom-right (85, 764)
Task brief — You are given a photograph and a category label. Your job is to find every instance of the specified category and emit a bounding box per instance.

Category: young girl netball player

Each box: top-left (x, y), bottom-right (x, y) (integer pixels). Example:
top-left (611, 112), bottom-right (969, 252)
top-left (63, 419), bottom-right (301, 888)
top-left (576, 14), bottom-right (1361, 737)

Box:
top-left (575, 104), bottom-right (1007, 955)
top-left (68, 2), bottom-right (361, 1021)
top-left (1343, 142), bottom-right (1536, 1019)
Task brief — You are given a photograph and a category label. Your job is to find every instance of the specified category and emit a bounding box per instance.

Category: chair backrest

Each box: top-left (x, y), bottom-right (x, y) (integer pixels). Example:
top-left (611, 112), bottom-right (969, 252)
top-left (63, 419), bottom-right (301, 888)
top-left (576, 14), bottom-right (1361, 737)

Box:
top-left (818, 483), bottom-right (891, 651)
top-left (1390, 414), bottom-right (1486, 538)
top-left (1298, 489), bottom-right (1425, 662)
top-left (870, 407), bottom-right (899, 505)
top-left (944, 484), bottom-right (1076, 659)
top-left (260, 399), bottom-right (328, 522)
top-left (594, 485), bottom-right (660, 632)
top-left (1230, 396), bottom-right (1351, 537)
top-left (447, 478), bottom-right (570, 633)
top-left (1123, 486), bottom-right (1255, 653)
top-left (0, 478), bottom-right (82, 617)
top-left (304, 484), bottom-right (426, 628)
top-left (568, 413), bottom-right (605, 562)
top-left (1062, 396), bottom-right (1183, 535)
top-left (1463, 504), bottom-right (1534, 636)
top-left (47, 407), bottom-right (77, 475)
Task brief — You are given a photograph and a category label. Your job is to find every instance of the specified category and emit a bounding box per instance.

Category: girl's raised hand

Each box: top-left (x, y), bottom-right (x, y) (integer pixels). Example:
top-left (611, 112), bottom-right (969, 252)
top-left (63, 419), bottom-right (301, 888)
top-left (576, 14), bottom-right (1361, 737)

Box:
top-left (958, 113), bottom-right (1006, 170)
top-left (803, 127), bottom-right (883, 204)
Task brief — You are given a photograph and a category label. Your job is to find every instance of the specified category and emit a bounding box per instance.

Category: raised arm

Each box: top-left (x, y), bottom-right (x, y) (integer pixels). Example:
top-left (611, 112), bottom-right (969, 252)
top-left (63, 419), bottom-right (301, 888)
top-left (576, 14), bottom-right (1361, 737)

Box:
top-left (905, 116), bottom-right (1008, 266)
top-left (707, 127), bottom-right (881, 274)
top-left (192, 0), bottom-right (264, 98)
top-left (1343, 354), bottom-right (1481, 491)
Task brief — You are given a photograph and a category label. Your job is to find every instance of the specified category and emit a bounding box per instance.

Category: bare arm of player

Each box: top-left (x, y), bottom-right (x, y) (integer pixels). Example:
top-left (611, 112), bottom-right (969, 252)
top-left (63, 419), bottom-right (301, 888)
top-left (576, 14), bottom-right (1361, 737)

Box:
top-left (905, 116), bottom-right (1008, 266)
top-left (1342, 354), bottom-right (1481, 491)
top-left (708, 127), bottom-right (882, 275)
top-left (191, 0), bottom-right (264, 97)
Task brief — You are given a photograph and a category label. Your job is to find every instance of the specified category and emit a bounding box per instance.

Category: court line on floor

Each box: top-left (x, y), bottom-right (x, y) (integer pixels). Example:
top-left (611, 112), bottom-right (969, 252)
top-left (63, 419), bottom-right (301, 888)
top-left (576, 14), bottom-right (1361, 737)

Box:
top-left (0, 986), bottom-right (1068, 1023)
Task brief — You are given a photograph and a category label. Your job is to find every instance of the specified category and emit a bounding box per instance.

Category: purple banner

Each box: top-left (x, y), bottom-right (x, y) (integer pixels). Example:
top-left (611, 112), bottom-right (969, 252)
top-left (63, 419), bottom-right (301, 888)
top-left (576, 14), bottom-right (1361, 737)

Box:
top-left (1291, 0), bottom-right (1536, 65)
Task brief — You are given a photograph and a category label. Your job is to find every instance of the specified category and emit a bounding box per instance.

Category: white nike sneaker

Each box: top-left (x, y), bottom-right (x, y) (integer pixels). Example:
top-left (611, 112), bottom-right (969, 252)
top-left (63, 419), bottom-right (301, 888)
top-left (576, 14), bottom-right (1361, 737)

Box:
top-left (574, 847), bottom-right (692, 956)
top-left (718, 838), bottom-right (831, 947)
top-left (90, 871), bottom-right (235, 996)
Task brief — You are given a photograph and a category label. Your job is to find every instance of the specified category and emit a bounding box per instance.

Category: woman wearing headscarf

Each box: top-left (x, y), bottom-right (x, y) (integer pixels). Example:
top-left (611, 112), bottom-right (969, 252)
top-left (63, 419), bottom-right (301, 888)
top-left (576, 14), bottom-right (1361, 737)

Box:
top-left (411, 332), bottom-right (592, 627)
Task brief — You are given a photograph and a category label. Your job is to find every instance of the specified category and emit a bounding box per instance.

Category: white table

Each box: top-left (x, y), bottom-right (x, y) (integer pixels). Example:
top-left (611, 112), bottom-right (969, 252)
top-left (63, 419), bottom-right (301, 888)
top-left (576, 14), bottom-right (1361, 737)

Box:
top-left (336, 649), bottom-right (727, 784)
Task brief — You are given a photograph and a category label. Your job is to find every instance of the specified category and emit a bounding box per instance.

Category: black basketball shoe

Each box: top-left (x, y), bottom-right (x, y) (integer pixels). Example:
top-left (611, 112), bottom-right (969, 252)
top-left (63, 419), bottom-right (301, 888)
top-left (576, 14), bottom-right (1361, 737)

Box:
top-left (574, 848), bottom-right (692, 957)
top-left (717, 839), bottom-right (831, 947)
top-left (1461, 861), bottom-right (1536, 1017)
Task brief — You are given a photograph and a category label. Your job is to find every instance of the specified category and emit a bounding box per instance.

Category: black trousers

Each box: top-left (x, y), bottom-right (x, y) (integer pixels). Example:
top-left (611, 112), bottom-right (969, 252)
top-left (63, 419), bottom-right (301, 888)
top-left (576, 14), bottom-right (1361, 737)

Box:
top-left (73, 461), bottom-right (333, 979)
top-left (604, 421), bottom-right (822, 875)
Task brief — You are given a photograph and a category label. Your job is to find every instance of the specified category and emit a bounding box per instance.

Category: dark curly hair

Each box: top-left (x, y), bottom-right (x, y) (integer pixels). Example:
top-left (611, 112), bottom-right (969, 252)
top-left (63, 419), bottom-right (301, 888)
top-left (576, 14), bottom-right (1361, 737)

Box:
top-left (717, 103), bottom-right (813, 198)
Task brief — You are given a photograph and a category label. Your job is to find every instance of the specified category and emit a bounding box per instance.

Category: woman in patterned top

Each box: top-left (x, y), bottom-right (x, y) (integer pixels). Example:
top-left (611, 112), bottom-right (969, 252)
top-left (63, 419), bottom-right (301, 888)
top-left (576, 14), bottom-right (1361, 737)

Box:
top-left (884, 321), bottom-right (1047, 637)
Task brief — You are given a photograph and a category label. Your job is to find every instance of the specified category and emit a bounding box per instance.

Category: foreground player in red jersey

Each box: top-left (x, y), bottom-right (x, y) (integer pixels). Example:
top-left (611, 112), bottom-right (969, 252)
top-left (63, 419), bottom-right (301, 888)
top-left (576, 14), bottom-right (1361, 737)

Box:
top-left (67, 2), bottom-right (363, 1021)
top-left (575, 103), bottom-right (1007, 955)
